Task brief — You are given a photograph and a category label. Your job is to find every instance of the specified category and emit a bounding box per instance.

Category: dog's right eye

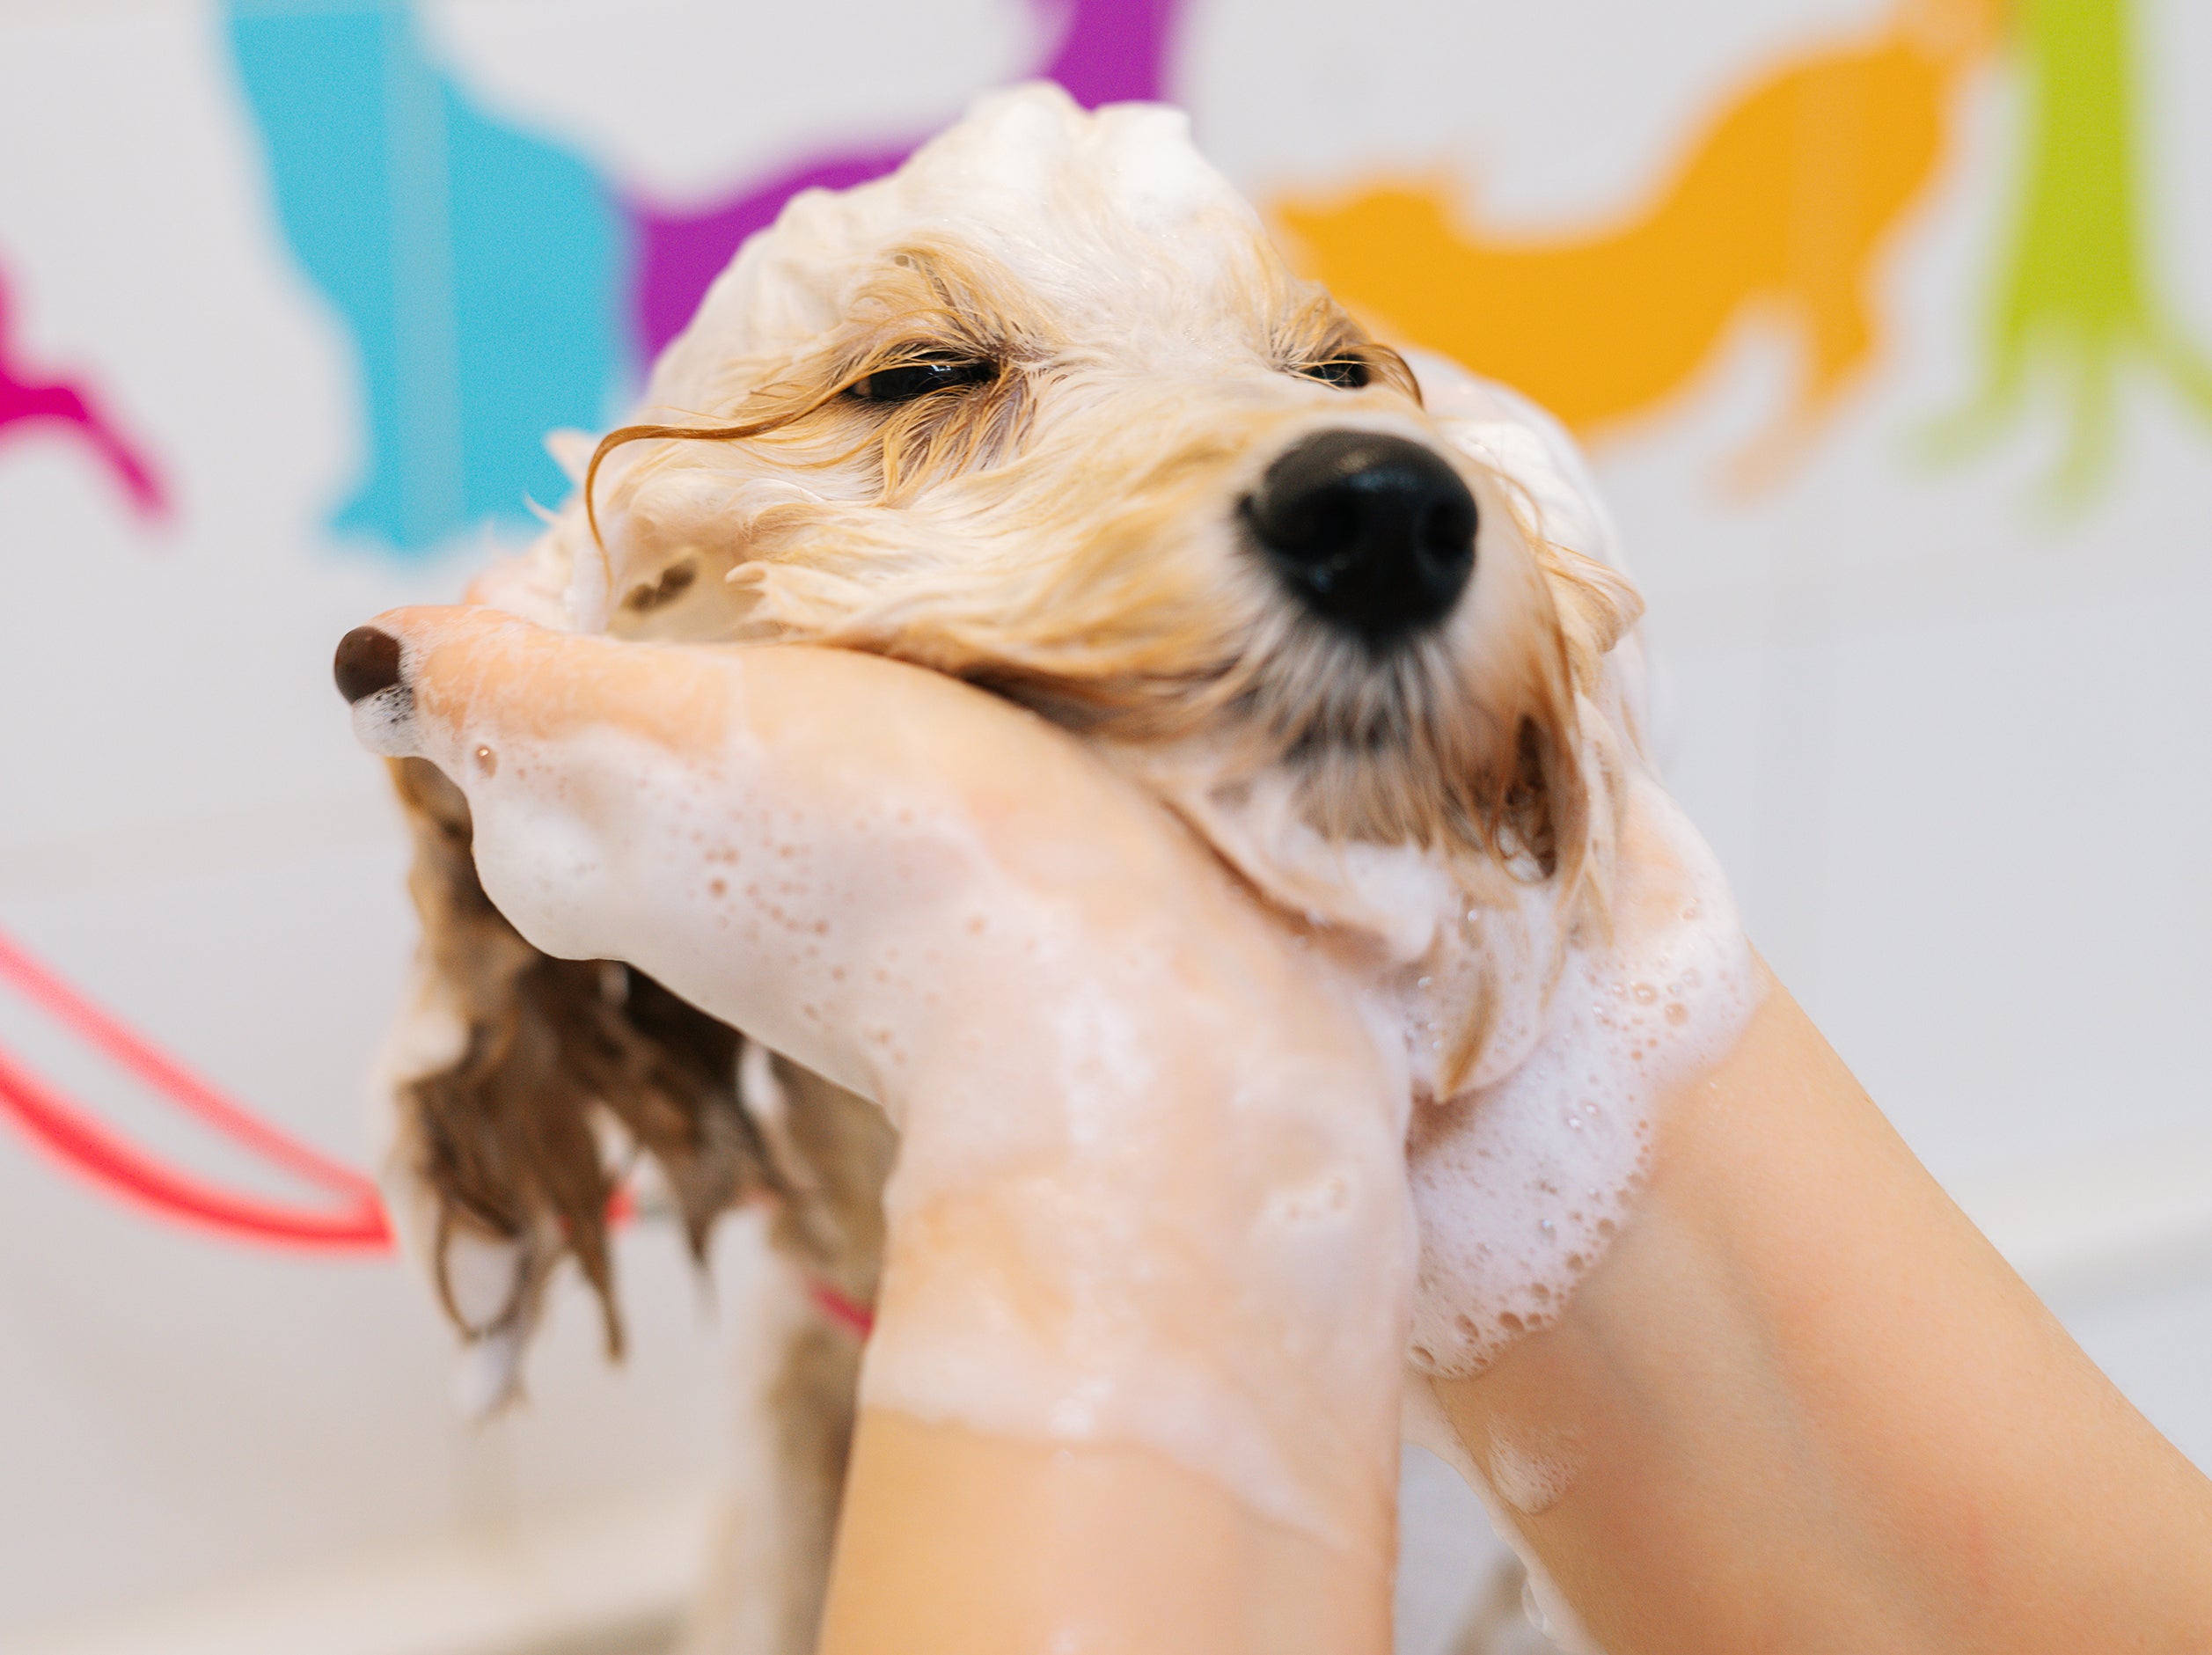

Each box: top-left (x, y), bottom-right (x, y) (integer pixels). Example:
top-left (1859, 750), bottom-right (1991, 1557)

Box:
top-left (846, 357), bottom-right (997, 404)
top-left (1298, 356), bottom-right (1372, 390)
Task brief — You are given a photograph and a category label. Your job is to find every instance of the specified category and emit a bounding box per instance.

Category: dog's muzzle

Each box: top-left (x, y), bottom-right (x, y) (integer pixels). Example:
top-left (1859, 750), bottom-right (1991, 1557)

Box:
top-left (1242, 430), bottom-right (1477, 646)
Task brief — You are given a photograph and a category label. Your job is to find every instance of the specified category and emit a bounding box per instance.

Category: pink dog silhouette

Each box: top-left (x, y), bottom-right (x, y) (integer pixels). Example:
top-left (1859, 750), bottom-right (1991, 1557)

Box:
top-left (0, 267), bottom-right (165, 518)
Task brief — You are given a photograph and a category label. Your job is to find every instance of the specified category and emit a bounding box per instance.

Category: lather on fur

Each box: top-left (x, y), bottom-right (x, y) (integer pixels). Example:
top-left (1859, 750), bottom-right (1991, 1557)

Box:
top-left (369, 82), bottom-right (1646, 1653)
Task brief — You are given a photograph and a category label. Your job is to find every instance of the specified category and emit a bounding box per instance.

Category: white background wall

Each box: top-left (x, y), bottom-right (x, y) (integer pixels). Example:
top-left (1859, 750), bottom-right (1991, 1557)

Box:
top-left (1, 0), bottom-right (2206, 1649)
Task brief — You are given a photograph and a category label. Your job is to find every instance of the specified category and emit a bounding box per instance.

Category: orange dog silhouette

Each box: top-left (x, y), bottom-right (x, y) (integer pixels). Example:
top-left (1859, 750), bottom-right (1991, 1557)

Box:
top-left (1274, 0), bottom-right (2003, 483)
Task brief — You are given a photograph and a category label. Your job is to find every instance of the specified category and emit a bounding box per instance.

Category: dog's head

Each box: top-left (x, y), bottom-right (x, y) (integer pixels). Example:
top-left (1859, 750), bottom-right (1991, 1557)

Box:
top-left (494, 82), bottom-right (1643, 1080)
top-left (377, 85), bottom-right (1659, 1389)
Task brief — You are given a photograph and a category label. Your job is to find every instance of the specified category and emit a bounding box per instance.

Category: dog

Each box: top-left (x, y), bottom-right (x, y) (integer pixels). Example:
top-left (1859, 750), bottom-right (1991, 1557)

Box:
top-left (1272, 0), bottom-right (2003, 488)
top-left (361, 83), bottom-right (1747, 1654)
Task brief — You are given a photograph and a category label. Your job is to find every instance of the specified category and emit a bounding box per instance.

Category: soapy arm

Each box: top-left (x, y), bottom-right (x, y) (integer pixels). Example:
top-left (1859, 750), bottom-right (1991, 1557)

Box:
top-left (1426, 962), bottom-right (2212, 1655)
top-left (348, 606), bottom-right (1412, 1655)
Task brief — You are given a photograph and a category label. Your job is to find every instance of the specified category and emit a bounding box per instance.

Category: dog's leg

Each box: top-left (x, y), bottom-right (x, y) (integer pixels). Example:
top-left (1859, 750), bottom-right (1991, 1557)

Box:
top-left (682, 1279), bottom-right (865, 1655)
top-left (685, 1058), bottom-right (895, 1655)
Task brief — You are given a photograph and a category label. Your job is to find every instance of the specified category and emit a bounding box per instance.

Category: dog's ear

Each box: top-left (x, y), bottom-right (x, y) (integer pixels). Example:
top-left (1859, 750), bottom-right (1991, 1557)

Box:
top-left (1511, 538), bottom-right (1639, 931)
top-left (1534, 538), bottom-right (1643, 698)
top-left (378, 758), bottom-right (776, 1403)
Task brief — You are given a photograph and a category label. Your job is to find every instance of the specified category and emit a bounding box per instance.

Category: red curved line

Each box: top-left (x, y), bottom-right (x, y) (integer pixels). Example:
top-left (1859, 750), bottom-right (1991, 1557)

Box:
top-left (0, 1044), bottom-right (391, 1250)
top-left (0, 926), bottom-right (377, 1200)
top-left (0, 934), bottom-right (867, 1311)
top-left (809, 1280), bottom-right (876, 1339)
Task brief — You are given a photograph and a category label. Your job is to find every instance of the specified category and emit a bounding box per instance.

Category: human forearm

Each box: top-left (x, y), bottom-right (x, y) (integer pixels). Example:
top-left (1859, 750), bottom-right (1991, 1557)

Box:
top-left (1429, 967), bottom-right (2212, 1654)
top-left (820, 1413), bottom-right (1388, 1655)
top-left (825, 885), bottom-right (1412, 1652)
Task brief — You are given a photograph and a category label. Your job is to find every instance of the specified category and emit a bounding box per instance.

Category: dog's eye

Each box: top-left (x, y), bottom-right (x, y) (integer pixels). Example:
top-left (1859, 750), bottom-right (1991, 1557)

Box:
top-left (846, 356), bottom-right (997, 404)
top-left (1299, 356), bottom-right (1372, 391)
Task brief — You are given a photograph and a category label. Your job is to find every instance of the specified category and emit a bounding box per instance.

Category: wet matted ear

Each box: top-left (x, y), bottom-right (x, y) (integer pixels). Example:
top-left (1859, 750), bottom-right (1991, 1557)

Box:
top-left (379, 756), bottom-right (777, 1402)
top-left (1506, 546), bottom-right (1637, 936)
top-left (1537, 538), bottom-right (1644, 696)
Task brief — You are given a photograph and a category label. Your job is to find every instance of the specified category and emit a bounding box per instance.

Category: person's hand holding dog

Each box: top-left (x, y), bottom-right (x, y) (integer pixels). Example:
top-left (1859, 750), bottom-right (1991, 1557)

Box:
top-left (340, 604), bottom-right (1414, 1655)
top-left (339, 605), bottom-right (2212, 1655)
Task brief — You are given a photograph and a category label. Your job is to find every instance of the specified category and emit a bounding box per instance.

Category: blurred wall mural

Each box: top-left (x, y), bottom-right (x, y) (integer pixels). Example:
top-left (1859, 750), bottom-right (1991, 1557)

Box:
top-left (224, 0), bottom-right (1176, 552)
top-left (1278, 0), bottom-right (2003, 487)
top-left (0, 268), bottom-right (165, 518)
top-left (7, 0), bottom-right (2206, 557)
top-left (3, 0), bottom-right (2208, 1644)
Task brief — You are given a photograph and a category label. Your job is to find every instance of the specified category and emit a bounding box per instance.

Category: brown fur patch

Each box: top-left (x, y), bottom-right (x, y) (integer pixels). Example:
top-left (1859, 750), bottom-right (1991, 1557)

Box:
top-left (392, 756), bottom-right (778, 1356)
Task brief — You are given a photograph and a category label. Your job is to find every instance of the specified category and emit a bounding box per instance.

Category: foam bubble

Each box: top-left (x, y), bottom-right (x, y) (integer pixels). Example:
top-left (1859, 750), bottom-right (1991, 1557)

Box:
top-left (1486, 1420), bottom-right (1582, 1516)
top-left (1402, 773), bottom-right (1759, 1375)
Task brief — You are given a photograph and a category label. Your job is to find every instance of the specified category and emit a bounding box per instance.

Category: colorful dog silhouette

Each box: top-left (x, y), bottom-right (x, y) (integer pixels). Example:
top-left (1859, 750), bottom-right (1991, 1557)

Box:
top-left (1273, 0), bottom-right (2003, 485)
top-left (1932, 0), bottom-right (2212, 501)
top-left (225, 0), bottom-right (1178, 555)
top-left (0, 265), bottom-right (165, 518)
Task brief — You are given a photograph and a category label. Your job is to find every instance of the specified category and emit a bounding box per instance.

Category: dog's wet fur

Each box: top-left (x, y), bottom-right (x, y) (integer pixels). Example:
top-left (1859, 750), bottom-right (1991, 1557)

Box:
top-left (373, 85), bottom-right (1635, 1653)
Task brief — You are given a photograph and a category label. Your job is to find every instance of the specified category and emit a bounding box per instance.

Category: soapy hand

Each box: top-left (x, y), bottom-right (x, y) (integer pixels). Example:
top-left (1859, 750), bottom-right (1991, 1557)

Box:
top-left (340, 605), bottom-right (1415, 1565)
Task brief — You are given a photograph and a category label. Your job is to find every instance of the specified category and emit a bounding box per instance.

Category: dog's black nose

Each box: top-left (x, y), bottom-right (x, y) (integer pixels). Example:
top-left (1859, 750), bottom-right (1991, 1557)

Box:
top-left (1243, 430), bottom-right (1477, 643)
top-left (334, 626), bottom-right (403, 703)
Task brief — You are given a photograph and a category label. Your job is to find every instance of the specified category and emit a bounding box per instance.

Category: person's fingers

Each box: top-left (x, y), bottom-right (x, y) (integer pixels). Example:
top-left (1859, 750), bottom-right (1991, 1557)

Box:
top-left (339, 606), bottom-right (986, 1095)
top-left (333, 606), bottom-right (1261, 1102)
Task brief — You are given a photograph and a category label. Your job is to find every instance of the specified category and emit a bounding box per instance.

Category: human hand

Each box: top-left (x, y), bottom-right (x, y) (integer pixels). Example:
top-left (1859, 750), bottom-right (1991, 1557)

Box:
top-left (339, 605), bottom-right (1415, 1647)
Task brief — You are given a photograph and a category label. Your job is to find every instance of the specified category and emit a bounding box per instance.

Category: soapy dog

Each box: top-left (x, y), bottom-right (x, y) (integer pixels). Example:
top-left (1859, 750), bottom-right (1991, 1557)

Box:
top-left (340, 84), bottom-right (1754, 1654)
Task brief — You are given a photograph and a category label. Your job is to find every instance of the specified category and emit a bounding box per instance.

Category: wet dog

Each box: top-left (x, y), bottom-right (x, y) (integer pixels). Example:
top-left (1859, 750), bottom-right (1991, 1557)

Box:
top-left (363, 83), bottom-right (1648, 1654)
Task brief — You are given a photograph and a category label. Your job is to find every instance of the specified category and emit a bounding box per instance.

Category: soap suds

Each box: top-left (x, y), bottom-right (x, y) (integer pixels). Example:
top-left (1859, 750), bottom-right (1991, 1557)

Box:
top-left (1403, 773), bottom-right (1757, 1375)
top-left (1486, 1420), bottom-right (1583, 1517)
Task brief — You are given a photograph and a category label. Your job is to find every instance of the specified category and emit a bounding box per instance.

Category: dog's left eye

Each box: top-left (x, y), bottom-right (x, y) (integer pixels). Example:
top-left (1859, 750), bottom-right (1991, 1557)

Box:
top-left (1298, 356), bottom-right (1372, 391)
top-left (846, 356), bottom-right (998, 404)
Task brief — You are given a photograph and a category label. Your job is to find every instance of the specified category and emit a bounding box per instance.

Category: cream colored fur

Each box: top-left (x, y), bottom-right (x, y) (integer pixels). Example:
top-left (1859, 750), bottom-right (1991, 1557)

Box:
top-left (378, 82), bottom-right (1642, 1655)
